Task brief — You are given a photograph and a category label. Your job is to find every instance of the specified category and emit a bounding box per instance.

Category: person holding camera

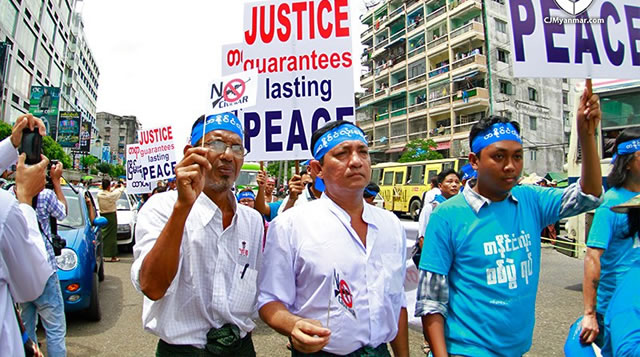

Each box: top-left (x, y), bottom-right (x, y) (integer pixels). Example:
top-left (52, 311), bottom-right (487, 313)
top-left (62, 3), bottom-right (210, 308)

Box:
top-left (0, 114), bottom-right (54, 356)
top-left (97, 179), bottom-right (125, 262)
top-left (10, 160), bottom-right (68, 356)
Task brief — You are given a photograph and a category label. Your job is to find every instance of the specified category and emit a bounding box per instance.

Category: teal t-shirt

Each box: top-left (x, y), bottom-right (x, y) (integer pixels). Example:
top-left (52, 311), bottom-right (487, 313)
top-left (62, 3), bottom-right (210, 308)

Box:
top-left (266, 200), bottom-right (283, 222)
top-left (587, 187), bottom-right (640, 315)
top-left (602, 265), bottom-right (640, 357)
top-left (420, 185), bottom-right (564, 357)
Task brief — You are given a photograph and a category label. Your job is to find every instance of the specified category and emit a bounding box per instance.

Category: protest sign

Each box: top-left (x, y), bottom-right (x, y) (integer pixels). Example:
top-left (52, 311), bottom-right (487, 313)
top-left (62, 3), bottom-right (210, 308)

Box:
top-left (209, 69), bottom-right (258, 114)
top-left (58, 111), bottom-right (81, 148)
top-left (29, 86), bottom-right (60, 139)
top-left (508, 0), bottom-right (640, 79)
top-left (221, 0), bottom-right (355, 161)
top-left (126, 144), bottom-right (155, 194)
top-left (127, 126), bottom-right (177, 184)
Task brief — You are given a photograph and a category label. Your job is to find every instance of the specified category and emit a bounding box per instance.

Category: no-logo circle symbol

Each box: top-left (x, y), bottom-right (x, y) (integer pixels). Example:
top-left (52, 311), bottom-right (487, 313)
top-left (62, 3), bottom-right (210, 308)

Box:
top-left (223, 79), bottom-right (246, 103)
top-left (339, 280), bottom-right (353, 308)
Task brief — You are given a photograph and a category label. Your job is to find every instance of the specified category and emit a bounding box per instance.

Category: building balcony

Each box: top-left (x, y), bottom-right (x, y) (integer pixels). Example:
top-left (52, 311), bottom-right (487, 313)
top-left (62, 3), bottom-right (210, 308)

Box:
top-left (450, 54), bottom-right (487, 76)
top-left (361, 26), bottom-right (374, 39)
top-left (426, 6), bottom-right (447, 26)
top-left (375, 66), bottom-right (390, 79)
top-left (358, 118), bottom-right (374, 129)
top-left (390, 107), bottom-right (408, 121)
top-left (390, 80), bottom-right (406, 93)
top-left (389, 29), bottom-right (406, 43)
top-left (428, 64), bottom-right (450, 81)
top-left (406, 0), bottom-right (422, 13)
top-left (453, 120), bottom-right (478, 134)
top-left (429, 94), bottom-right (452, 110)
top-left (407, 45), bottom-right (426, 60)
top-left (388, 6), bottom-right (405, 22)
top-left (449, 0), bottom-right (482, 18)
top-left (407, 74), bottom-right (427, 90)
top-left (375, 37), bottom-right (390, 51)
top-left (406, 19), bottom-right (426, 38)
top-left (452, 87), bottom-right (489, 109)
top-left (427, 35), bottom-right (449, 55)
top-left (450, 21), bottom-right (484, 46)
top-left (408, 102), bottom-right (428, 117)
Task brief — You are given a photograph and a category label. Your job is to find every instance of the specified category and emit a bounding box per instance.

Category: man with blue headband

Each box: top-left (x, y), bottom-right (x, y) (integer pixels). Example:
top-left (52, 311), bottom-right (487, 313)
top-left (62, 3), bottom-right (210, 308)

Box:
top-left (258, 121), bottom-right (410, 356)
top-left (131, 112), bottom-right (264, 356)
top-left (416, 85), bottom-right (604, 357)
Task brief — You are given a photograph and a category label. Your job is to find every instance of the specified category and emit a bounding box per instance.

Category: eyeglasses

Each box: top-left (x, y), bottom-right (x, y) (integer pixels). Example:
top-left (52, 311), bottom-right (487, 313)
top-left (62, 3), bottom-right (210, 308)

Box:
top-left (203, 140), bottom-right (247, 157)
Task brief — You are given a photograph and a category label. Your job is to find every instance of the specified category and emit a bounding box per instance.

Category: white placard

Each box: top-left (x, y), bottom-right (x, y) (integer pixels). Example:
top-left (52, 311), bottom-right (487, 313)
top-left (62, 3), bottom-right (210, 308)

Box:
top-left (221, 0), bottom-right (355, 161)
top-left (125, 126), bottom-right (177, 194)
top-left (508, 0), bottom-right (640, 78)
top-left (208, 69), bottom-right (258, 114)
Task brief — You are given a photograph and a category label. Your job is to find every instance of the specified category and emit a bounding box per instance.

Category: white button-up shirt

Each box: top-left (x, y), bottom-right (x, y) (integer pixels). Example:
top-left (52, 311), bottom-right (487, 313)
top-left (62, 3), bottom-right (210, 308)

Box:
top-left (131, 191), bottom-right (264, 348)
top-left (258, 194), bottom-right (407, 355)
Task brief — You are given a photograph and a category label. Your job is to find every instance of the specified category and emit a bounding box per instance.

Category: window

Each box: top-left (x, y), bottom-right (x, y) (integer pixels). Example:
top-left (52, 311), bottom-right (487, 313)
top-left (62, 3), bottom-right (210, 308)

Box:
top-left (0, 0), bottom-right (18, 36)
top-left (383, 172), bottom-right (394, 185)
top-left (528, 87), bottom-right (538, 102)
top-left (8, 105), bottom-right (25, 124)
top-left (492, 0), bottom-right (505, 4)
top-left (562, 91), bottom-right (568, 105)
top-left (408, 60), bottom-right (426, 79)
top-left (119, 136), bottom-right (125, 142)
top-left (16, 22), bottom-right (37, 59)
top-left (25, 0), bottom-right (43, 19)
top-left (497, 49), bottom-right (509, 63)
top-left (9, 64), bottom-right (32, 98)
top-left (41, 11), bottom-right (56, 42)
top-left (562, 78), bottom-right (568, 83)
top-left (529, 116), bottom-right (537, 130)
top-left (394, 171), bottom-right (404, 185)
top-left (36, 44), bottom-right (51, 74)
top-left (495, 18), bottom-right (507, 34)
top-left (409, 165), bottom-right (424, 184)
top-left (54, 30), bottom-right (65, 56)
top-left (50, 64), bottom-right (62, 86)
top-left (530, 150), bottom-right (537, 161)
top-left (499, 80), bottom-right (513, 95)
top-left (564, 111), bottom-right (571, 128)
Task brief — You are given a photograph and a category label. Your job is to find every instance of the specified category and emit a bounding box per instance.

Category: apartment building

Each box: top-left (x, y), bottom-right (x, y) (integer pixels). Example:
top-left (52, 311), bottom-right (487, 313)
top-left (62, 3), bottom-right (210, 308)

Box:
top-left (356, 0), bottom-right (572, 174)
top-left (96, 112), bottom-right (140, 164)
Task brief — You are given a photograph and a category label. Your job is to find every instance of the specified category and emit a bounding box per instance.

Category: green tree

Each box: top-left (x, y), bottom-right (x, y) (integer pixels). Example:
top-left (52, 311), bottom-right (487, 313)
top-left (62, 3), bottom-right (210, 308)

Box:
top-left (96, 162), bottom-right (112, 176)
top-left (266, 161), bottom-right (279, 177)
top-left (80, 155), bottom-right (99, 170)
top-left (0, 121), bottom-right (11, 141)
top-left (42, 136), bottom-right (72, 168)
top-left (110, 164), bottom-right (126, 178)
top-left (398, 138), bottom-right (443, 163)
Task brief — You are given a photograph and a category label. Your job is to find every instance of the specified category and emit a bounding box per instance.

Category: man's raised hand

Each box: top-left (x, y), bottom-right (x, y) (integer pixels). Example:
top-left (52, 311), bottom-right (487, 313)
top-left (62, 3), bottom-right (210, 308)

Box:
top-left (175, 147), bottom-right (211, 208)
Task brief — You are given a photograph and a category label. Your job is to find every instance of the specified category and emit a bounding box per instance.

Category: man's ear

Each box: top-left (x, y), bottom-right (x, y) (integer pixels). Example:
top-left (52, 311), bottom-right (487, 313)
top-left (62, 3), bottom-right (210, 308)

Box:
top-left (310, 160), bottom-right (323, 179)
top-left (469, 152), bottom-right (479, 171)
top-left (183, 144), bottom-right (194, 155)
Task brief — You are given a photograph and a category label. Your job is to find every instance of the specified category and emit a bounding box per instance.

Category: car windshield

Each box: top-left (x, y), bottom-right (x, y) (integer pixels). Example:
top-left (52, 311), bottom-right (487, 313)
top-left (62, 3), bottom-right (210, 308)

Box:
top-left (58, 194), bottom-right (84, 229)
top-left (236, 171), bottom-right (258, 187)
top-left (116, 193), bottom-right (130, 210)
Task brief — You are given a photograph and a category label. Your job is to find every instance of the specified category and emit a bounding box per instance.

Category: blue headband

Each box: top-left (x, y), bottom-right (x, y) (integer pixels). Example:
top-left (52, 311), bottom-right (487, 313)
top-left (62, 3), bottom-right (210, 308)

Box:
top-left (460, 163), bottom-right (477, 181)
top-left (471, 122), bottom-right (522, 153)
top-left (613, 138), bottom-right (640, 163)
top-left (363, 187), bottom-right (378, 197)
top-left (313, 123), bottom-right (368, 160)
top-left (237, 190), bottom-right (255, 201)
top-left (190, 113), bottom-right (243, 146)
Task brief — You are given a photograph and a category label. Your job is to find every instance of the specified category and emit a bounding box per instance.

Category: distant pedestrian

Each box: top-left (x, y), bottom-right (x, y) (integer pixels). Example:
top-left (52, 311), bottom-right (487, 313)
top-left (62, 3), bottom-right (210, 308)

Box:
top-left (363, 182), bottom-right (380, 205)
top-left (97, 178), bottom-right (125, 262)
top-left (132, 113), bottom-right (263, 356)
top-left (416, 83), bottom-right (603, 357)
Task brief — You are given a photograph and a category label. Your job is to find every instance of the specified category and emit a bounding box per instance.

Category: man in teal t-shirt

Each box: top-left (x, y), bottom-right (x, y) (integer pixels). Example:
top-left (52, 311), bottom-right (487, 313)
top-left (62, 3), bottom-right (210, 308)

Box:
top-left (415, 83), bottom-right (603, 357)
top-left (602, 264), bottom-right (640, 357)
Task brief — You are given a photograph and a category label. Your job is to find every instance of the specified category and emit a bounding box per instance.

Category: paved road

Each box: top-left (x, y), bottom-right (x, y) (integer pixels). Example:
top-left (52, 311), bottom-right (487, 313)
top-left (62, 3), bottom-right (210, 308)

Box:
top-left (39, 247), bottom-right (584, 356)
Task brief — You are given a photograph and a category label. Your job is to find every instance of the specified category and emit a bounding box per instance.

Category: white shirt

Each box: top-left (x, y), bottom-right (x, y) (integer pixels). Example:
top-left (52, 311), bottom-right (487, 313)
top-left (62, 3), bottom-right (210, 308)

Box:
top-left (258, 194), bottom-right (407, 355)
top-left (0, 138), bottom-right (17, 171)
top-left (422, 187), bottom-right (441, 207)
top-left (131, 190), bottom-right (264, 348)
top-left (0, 191), bottom-right (53, 357)
top-left (277, 184), bottom-right (317, 215)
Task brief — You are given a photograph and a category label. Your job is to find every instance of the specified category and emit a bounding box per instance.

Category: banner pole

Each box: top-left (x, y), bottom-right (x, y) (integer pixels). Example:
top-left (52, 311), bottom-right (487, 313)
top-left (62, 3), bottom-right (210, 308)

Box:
top-left (295, 160), bottom-right (300, 175)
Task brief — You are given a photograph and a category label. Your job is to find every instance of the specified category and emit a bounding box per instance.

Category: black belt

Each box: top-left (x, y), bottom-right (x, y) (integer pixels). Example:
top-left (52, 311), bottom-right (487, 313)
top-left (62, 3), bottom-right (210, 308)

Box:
top-left (156, 324), bottom-right (255, 357)
top-left (291, 343), bottom-right (390, 357)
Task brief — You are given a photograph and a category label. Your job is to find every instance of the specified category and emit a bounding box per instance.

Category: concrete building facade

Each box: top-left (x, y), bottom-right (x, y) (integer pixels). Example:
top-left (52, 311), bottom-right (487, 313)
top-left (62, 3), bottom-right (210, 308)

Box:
top-left (357, 0), bottom-right (573, 174)
top-left (96, 111), bottom-right (140, 164)
top-left (0, 0), bottom-right (75, 123)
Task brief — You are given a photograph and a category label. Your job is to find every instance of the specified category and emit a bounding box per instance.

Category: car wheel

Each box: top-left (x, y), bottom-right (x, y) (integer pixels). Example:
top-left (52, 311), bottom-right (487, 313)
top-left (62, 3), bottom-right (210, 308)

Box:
top-left (86, 272), bottom-right (101, 322)
top-left (409, 199), bottom-right (422, 222)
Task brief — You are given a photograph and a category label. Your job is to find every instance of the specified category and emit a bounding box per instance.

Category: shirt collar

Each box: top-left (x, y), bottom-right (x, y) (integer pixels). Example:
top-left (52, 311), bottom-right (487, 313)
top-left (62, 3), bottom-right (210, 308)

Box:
top-left (320, 194), bottom-right (378, 229)
top-left (194, 192), bottom-right (238, 226)
top-left (462, 180), bottom-right (518, 214)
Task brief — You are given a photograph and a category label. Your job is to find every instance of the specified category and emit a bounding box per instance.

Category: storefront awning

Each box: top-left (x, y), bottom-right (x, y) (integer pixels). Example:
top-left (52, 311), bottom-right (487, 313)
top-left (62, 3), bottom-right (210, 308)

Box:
top-left (385, 146), bottom-right (405, 154)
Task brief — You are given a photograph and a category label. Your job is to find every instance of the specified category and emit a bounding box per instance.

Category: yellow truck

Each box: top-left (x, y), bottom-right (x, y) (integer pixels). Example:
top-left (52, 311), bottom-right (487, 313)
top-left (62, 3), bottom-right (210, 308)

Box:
top-left (371, 158), bottom-right (468, 220)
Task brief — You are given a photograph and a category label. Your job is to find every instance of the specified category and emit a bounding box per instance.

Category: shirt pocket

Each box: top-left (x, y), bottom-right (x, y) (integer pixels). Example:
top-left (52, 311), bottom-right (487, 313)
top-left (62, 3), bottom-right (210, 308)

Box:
top-left (381, 253), bottom-right (404, 295)
top-left (230, 263), bottom-right (258, 316)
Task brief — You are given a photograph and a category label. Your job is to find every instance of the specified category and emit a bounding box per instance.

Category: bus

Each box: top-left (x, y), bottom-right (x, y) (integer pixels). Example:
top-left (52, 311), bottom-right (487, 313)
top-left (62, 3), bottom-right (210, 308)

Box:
top-left (563, 79), bottom-right (640, 258)
top-left (371, 158), bottom-right (468, 220)
top-left (236, 162), bottom-right (261, 191)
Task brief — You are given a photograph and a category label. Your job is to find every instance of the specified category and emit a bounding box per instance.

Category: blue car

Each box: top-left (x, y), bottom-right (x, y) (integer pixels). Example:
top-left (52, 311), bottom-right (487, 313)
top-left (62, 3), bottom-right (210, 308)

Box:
top-left (55, 186), bottom-right (107, 321)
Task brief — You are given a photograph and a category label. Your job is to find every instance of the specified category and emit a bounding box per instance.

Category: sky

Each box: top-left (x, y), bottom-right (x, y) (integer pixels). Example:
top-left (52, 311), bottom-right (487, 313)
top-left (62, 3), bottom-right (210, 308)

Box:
top-left (81, 0), bottom-right (368, 154)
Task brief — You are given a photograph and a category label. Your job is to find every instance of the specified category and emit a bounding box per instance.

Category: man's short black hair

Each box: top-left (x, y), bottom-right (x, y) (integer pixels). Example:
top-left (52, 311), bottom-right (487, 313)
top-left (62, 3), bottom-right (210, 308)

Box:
top-left (101, 178), bottom-right (110, 190)
top-left (437, 169), bottom-right (461, 184)
top-left (363, 182), bottom-right (380, 198)
top-left (300, 169), bottom-right (308, 176)
top-left (310, 121), bottom-right (365, 158)
top-left (607, 127), bottom-right (640, 188)
top-left (469, 115), bottom-right (521, 156)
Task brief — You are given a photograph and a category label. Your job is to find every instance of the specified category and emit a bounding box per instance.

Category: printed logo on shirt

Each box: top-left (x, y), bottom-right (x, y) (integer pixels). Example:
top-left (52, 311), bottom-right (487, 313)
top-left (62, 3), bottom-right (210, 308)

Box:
top-left (333, 269), bottom-right (356, 320)
top-left (482, 231), bottom-right (534, 292)
top-left (239, 240), bottom-right (249, 257)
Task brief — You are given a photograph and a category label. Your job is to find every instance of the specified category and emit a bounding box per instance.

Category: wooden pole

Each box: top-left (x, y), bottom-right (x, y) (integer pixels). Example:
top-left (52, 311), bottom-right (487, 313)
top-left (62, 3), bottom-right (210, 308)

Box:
top-left (295, 160), bottom-right (300, 175)
top-left (259, 161), bottom-right (264, 171)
